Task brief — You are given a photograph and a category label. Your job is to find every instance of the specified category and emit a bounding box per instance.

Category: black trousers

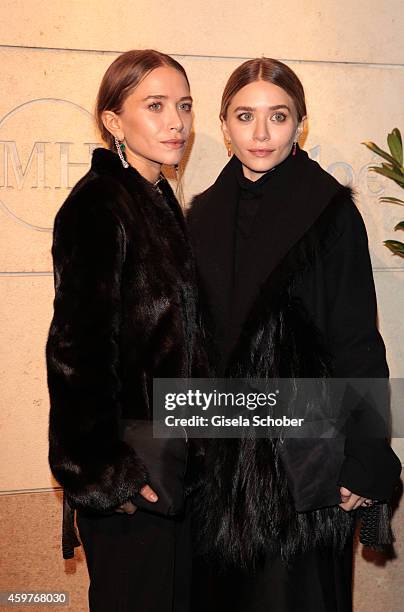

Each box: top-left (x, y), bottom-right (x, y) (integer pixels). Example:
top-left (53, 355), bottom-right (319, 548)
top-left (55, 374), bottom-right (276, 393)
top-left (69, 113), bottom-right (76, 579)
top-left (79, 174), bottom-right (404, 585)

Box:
top-left (191, 538), bottom-right (353, 612)
top-left (76, 506), bottom-right (191, 612)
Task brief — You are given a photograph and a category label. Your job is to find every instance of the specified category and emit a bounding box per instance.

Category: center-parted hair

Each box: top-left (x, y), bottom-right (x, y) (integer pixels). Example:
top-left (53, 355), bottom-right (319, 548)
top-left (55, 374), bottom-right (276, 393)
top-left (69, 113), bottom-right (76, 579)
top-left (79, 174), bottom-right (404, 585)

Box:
top-left (220, 58), bottom-right (306, 122)
top-left (96, 49), bottom-right (190, 149)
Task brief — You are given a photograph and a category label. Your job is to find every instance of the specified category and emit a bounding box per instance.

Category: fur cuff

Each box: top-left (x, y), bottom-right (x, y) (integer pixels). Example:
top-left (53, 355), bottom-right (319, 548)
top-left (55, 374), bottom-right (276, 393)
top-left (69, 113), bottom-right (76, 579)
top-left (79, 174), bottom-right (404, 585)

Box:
top-left (50, 441), bottom-right (149, 513)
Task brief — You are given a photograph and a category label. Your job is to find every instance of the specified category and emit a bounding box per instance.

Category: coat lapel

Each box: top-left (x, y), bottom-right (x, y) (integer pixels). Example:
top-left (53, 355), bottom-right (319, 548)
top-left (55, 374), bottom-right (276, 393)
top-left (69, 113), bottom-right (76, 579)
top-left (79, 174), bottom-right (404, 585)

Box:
top-left (187, 157), bottom-right (239, 351)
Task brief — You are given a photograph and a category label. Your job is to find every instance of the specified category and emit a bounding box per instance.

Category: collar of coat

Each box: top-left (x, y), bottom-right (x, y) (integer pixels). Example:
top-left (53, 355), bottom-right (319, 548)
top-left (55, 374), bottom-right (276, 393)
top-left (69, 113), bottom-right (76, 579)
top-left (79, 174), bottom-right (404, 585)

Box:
top-left (89, 147), bottom-right (188, 238)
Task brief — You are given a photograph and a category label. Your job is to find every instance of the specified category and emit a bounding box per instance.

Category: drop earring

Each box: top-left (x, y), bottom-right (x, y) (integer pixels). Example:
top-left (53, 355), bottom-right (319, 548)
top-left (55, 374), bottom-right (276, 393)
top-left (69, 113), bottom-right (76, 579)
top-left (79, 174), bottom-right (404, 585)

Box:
top-left (292, 140), bottom-right (297, 156)
top-left (114, 136), bottom-right (129, 168)
top-left (227, 141), bottom-right (232, 157)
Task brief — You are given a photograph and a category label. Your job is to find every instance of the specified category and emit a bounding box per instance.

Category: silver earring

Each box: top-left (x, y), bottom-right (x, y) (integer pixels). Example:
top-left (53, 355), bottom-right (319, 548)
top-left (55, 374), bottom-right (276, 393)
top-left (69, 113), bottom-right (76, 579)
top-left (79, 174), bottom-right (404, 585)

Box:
top-left (114, 136), bottom-right (129, 168)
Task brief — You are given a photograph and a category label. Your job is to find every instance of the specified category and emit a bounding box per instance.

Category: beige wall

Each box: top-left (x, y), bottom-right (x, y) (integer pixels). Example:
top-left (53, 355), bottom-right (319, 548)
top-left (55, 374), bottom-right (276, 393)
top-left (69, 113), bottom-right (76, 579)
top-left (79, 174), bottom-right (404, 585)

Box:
top-left (0, 1), bottom-right (403, 608)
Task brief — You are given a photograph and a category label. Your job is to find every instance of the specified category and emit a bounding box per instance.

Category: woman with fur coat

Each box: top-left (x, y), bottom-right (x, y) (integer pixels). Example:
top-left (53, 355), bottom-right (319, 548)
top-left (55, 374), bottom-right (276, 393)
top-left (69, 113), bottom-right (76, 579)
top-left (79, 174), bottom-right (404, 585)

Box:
top-left (187, 57), bottom-right (401, 612)
top-left (46, 49), bottom-right (204, 612)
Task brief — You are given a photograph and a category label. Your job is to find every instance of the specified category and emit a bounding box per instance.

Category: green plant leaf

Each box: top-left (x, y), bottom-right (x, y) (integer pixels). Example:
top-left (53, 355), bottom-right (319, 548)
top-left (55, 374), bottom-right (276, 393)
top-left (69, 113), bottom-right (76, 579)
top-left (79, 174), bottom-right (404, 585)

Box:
top-left (392, 128), bottom-right (402, 146)
top-left (379, 197), bottom-right (404, 205)
top-left (387, 129), bottom-right (403, 166)
top-left (384, 240), bottom-right (404, 257)
top-left (381, 162), bottom-right (395, 170)
top-left (369, 166), bottom-right (404, 186)
top-left (365, 131), bottom-right (404, 257)
top-left (362, 141), bottom-right (402, 169)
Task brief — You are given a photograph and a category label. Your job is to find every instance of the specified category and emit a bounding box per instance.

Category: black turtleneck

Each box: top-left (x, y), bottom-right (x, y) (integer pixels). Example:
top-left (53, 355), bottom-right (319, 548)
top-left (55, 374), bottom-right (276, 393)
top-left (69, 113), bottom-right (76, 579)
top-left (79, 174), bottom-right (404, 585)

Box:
top-left (234, 162), bottom-right (276, 283)
top-left (228, 148), bottom-right (296, 359)
top-left (234, 158), bottom-right (280, 285)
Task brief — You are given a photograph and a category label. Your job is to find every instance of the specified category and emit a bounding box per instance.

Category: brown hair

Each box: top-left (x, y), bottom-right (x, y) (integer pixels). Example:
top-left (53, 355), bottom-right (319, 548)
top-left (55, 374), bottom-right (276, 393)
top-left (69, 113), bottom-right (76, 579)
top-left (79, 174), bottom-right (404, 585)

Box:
top-left (95, 49), bottom-right (190, 149)
top-left (220, 58), bottom-right (306, 122)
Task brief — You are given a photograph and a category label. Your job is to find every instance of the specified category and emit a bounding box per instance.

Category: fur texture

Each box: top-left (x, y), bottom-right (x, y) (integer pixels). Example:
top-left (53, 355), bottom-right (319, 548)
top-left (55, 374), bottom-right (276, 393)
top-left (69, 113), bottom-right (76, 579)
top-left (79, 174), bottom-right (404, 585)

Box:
top-left (192, 263), bottom-right (356, 568)
top-left (47, 148), bottom-right (207, 513)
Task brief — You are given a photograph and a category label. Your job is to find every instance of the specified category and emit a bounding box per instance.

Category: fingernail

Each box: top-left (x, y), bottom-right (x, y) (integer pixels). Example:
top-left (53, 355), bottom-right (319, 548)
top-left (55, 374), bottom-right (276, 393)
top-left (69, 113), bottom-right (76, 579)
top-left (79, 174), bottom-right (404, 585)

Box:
top-left (149, 494), bottom-right (158, 502)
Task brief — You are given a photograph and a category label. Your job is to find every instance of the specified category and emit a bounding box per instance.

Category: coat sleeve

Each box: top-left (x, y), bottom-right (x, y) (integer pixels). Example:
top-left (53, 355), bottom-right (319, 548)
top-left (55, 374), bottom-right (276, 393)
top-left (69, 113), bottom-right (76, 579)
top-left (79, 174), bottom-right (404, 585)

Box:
top-left (46, 185), bottom-right (148, 513)
top-left (324, 195), bottom-right (401, 500)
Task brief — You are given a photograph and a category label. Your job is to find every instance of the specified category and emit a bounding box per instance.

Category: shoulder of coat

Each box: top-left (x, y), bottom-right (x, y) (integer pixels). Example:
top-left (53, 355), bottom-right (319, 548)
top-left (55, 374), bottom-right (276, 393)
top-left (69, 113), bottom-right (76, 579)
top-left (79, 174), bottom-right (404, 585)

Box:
top-left (186, 183), bottom-right (216, 223)
top-left (316, 184), bottom-right (369, 253)
top-left (54, 171), bottom-right (131, 233)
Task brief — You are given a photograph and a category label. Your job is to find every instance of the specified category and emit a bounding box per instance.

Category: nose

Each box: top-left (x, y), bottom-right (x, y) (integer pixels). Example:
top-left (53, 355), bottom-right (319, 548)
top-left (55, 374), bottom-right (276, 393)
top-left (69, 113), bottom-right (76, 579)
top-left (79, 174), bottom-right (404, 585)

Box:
top-left (253, 116), bottom-right (270, 142)
top-left (169, 105), bottom-right (184, 133)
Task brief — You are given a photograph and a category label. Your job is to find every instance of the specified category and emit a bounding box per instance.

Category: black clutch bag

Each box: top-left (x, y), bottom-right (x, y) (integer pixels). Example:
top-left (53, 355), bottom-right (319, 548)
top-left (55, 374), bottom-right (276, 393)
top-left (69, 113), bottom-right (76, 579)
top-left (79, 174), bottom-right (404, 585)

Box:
top-left (358, 501), bottom-right (394, 550)
top-left (119, 419), bottom-right (188, 516)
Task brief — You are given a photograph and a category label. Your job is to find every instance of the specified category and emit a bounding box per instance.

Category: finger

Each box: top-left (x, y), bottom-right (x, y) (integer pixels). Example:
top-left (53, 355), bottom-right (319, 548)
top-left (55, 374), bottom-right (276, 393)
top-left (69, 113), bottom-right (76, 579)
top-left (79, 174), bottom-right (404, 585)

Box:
top-left (353, 497), bottom-right (365, 510)
top-left (140, 484), bottom-right (158, 502)
top-left (340, 487), bottom-right (352, 502)
top-left (339, 486), bottom-right (352, 498)
top-left (122, 501), bottom-right (137, 514)
top-left (116, 501), bottom-right (137, 514)
top-left (340, 493), bottom-right (364, 511)
top-left (339, 496), bottom-right (359, 511)
top-left (339, 501), bottom-right (353, 511)
top-left (339, 502), bottom-right (356, 512)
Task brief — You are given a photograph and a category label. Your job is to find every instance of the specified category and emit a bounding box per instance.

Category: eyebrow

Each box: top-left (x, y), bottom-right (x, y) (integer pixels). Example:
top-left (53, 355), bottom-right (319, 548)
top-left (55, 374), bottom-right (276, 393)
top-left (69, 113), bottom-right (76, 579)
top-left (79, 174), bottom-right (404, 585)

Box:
top-left (142, 95), bottom-right (193, 102)
top-left (233, 104), bottom-right (291, 112)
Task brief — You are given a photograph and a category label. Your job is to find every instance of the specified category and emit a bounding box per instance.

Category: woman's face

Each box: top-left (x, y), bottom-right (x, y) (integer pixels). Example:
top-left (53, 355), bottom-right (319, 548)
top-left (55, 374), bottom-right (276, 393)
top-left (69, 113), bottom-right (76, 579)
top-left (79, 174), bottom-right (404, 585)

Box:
top-left (222, 80), bottom-right (305, 181)
top-left (103, 65), bottom-right (193, 182)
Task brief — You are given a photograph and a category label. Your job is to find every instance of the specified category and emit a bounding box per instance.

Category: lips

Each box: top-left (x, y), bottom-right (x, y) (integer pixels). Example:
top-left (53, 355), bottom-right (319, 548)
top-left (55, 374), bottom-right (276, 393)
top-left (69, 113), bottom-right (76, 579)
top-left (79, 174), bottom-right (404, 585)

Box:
top-left (161, 139), bottom-right (185, 149)
top-left (248, 149), bottom-right (275, 157)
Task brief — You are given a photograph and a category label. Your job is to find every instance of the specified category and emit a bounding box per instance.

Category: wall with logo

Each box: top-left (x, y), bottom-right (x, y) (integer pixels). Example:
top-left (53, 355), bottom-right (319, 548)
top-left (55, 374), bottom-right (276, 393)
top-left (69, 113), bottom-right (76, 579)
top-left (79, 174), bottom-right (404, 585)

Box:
top-left (0, 1), bottom-right (403, 609)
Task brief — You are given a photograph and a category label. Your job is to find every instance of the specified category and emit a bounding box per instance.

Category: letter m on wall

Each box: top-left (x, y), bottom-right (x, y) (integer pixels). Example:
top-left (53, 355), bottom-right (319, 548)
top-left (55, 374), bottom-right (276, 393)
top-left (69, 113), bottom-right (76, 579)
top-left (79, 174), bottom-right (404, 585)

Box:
top-left (0, 141), bottom-right (48, 189)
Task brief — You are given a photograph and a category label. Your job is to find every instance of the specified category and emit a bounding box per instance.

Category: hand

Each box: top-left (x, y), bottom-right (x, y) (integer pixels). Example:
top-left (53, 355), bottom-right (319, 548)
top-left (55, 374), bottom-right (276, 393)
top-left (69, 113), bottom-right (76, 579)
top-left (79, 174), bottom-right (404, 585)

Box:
top-left (115, 485), bottom-right (158, 514)
top-left (115, 500), bottom-right (137, 514)
top-left (339, 486), bottom-right (373, 511)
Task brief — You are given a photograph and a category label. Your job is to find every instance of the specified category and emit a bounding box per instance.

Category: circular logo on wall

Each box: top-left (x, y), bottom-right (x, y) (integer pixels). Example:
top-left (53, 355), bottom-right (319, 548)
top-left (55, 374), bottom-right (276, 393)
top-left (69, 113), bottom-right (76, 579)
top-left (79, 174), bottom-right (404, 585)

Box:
top-left (0, 98), bottom-right (100, 232)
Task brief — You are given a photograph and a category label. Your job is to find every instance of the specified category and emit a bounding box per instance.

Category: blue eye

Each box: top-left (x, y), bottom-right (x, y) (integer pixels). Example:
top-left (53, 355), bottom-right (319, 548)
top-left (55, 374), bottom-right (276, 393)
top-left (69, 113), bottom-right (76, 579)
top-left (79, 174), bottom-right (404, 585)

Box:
top-left (272, 112), bottom-right (286, 122)
top-left (238, 112), bottom-right (253, 122)
top-left (149, 102), bottom-right (162, 111)
top-left (179, 102), bottom-right (192, 112)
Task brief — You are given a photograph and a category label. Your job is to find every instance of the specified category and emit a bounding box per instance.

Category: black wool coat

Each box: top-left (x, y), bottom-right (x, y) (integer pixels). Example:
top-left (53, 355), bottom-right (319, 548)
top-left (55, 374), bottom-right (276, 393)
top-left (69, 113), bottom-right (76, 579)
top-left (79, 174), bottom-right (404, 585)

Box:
top-left (187, 149), bottom-right (401, 568)
top-left (47, 148), bottom-right (205, 515)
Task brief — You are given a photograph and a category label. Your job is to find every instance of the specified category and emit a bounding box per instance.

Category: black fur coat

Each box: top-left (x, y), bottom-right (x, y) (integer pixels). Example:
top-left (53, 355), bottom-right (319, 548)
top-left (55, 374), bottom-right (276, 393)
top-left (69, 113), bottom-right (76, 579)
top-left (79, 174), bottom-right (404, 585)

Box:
top-left (187, 148), bottom-right (401, 568)
top-left (47, 147), bottom-right (205, 514)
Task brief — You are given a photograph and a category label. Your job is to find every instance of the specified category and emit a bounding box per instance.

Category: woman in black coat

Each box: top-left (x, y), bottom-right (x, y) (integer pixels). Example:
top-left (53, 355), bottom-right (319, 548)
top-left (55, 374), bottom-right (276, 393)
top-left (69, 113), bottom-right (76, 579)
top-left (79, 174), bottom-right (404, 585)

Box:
top-left (46, 49), bottom-right (204, 612)
top-left (187, 58), bottom-right (401, 612)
